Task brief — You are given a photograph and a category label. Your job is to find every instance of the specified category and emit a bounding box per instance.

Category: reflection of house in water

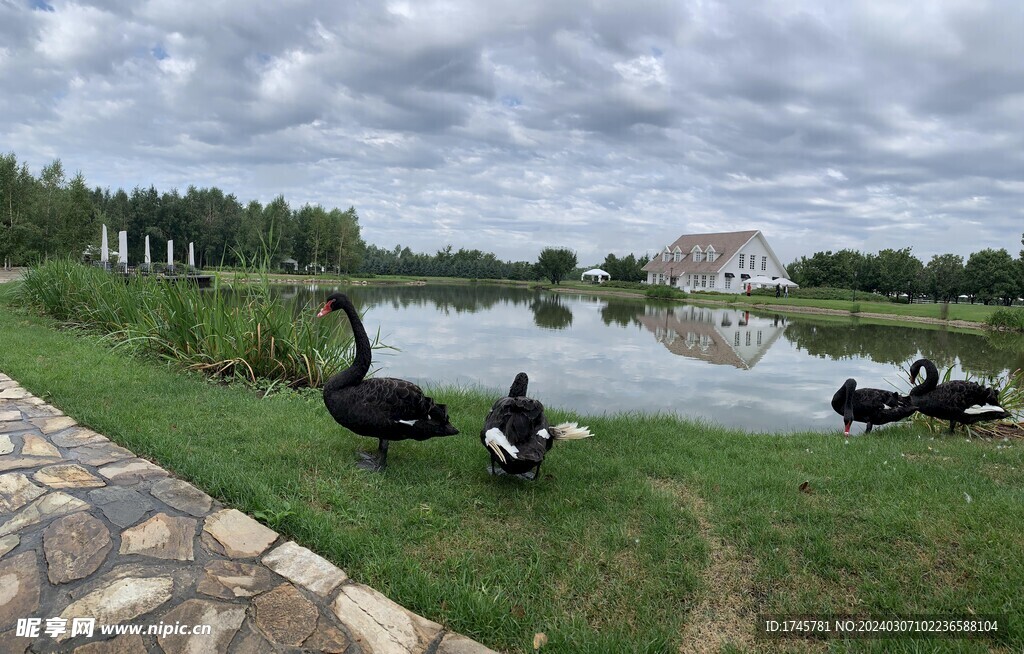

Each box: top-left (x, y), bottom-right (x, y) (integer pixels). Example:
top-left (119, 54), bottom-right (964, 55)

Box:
top-left (636, 305), bottom-right (787, 368)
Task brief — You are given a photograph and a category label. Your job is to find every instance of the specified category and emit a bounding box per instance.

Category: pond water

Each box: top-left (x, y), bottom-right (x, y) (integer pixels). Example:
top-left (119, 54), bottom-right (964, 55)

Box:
top-left (276, 283), bottom-right (1023, 433)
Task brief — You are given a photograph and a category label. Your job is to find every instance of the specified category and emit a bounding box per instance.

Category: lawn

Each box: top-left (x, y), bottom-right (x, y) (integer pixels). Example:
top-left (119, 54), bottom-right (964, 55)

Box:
top-left (1, 292), bottom-right (1021, 652)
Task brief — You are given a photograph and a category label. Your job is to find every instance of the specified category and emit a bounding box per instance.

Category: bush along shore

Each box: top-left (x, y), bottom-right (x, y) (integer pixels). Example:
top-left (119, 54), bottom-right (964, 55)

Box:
top-left (2, 269), bottom-right (1023, 652)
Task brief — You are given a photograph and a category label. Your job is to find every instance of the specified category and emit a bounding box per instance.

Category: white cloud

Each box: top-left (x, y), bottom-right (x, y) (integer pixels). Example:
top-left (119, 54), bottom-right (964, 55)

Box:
top-left (1, 0), bottom-right (1021, 266)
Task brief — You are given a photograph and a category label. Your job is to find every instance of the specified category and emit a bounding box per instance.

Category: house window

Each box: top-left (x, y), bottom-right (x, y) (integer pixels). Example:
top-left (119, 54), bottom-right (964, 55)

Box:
top-left (725, 277), bottom-right (731, 289)
top-left (701, 275), bottom-right (707, 287)
top-left (674, 251), bottom-right (682, 262)
top-left (761, 256), bottom-right (767, 271)
top-left (739, 254), bottom-right (745, 268)
top-left (693, 251), bottom-right (702, 263)
top-left (662, 253), bottom-right (670, 262)
top-left (706, 247), bottom-right (716, 262)
top-left (709, 275), bottom-right (716, 288)
top-left (746, 331), bottom-right (751, 346)
top-left (757, 330), bottom-right (763, 345)
top-left (750, 257), bottom-right (756, 270)
top-left (734, 331), bottom-right (740, 346)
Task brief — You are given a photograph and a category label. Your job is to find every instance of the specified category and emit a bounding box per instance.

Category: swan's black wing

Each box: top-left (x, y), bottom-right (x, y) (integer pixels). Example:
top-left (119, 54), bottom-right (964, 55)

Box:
top-left (327, 377), bottom-right (458, 440)
top-left (933, 381), bottom-right (1008, 423)
top-left (854, 388), bottom-right (916, 425)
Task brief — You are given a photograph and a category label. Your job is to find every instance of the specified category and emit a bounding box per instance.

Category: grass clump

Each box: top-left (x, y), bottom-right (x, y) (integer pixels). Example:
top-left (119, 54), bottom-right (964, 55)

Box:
top-left (14, 259), bottom-right (373, 388)
top-left (644, 285), bottom-right (684, 300)
top-left (987, 307), bottom-right (1024, 332)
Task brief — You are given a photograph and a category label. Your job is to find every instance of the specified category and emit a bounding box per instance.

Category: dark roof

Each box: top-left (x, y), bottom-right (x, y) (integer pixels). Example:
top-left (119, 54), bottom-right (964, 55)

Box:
top-left (642, 230), bottom-right (759, 274)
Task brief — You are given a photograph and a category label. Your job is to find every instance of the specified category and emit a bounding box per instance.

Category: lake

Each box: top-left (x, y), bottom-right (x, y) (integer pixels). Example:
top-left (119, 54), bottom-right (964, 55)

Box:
top-left (278, 283), bottom-right (1022, 433)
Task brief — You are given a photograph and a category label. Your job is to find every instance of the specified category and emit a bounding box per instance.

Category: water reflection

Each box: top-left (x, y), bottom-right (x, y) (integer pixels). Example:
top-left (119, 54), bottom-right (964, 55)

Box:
top-left (255, 283), bottom-right (1021, 432)
top-left (531, 296), bottom-right (573, 330)
top-left (635, 304), bottom-right (787, 369)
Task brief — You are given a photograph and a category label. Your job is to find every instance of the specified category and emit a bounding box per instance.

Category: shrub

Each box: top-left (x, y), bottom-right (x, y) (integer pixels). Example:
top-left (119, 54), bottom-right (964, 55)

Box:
top-left (987, 308), bottom-right (1024, 332)
top-left (644, 285), bottom-right (684, 300)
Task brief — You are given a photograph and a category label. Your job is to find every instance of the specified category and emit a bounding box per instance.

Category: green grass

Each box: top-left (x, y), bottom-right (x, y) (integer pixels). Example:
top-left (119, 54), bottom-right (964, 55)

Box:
top-left (1, 295), bottom-right (1022, 652)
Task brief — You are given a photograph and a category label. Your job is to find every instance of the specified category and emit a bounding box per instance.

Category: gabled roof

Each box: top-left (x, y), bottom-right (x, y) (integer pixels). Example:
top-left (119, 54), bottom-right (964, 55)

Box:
top-left (643, 230), bottom-right (760, 274)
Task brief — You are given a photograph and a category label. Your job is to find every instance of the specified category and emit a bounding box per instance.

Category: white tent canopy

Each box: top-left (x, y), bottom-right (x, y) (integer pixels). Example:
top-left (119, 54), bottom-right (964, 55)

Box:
top-left (775, 277), bottom-right (799, 287)
top-left (581, 268), bottom-right (611, 283)
top-left (744, 275), bottom-right (776, 287)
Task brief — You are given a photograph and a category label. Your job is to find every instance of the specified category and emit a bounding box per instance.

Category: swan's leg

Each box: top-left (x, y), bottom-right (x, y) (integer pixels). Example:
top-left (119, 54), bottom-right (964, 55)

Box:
top-left (356, 439), bottom-right (389, 472)
top-left (865, 423), bottom-right (873, 433)
top-left (532, 461), bottom-right (543, 481)
top-left (948, 420), bottom-right (956, 433)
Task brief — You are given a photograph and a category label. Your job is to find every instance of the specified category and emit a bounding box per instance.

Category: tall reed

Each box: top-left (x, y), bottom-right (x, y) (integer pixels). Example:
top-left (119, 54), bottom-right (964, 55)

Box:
top-left (17, 259), bottom-right (375, 388)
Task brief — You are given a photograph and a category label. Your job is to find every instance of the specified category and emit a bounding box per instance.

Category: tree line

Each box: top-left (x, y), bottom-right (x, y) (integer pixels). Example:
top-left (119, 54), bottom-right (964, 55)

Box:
top-left (786, 241), bottom-right (1024, 305)
top-left (1, 152), bottom-right (365, 272)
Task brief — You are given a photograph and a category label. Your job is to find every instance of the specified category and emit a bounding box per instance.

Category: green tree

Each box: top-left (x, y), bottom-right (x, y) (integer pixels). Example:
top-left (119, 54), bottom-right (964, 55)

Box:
top-left (964, 248), bottom-right (1018, 305)
top-left (536, 247), bottom-right (577, 284)
top-left (923, 254), bottom-right (964, 303)
top-left (875, 248), bottom-right (923, 300)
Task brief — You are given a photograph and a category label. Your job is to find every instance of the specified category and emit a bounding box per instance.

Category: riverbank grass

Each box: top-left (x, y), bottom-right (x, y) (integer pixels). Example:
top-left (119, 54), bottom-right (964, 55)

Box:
top-left (1, 300), bottom-right (1022, 652)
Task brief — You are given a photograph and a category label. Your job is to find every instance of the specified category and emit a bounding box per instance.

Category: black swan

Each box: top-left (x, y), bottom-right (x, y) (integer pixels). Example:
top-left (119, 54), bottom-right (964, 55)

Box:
top-left (908, 358), bottom-right (1009, 433)
top-left (831, 378), bottom-right (916, 435)
top-left (317, 292), bottom-right (458, 470)
top-left (480, 372), bottom-right (592, 480)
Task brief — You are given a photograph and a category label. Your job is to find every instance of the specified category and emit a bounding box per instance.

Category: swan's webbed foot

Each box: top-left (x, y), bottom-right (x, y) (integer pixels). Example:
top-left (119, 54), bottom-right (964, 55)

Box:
top-left (356, 440), bottom-right (389, 472)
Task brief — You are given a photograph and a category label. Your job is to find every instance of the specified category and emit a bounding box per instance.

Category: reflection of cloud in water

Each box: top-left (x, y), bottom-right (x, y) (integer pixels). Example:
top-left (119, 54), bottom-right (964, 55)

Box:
top-left (289, 285), bottom-right (1014, 433)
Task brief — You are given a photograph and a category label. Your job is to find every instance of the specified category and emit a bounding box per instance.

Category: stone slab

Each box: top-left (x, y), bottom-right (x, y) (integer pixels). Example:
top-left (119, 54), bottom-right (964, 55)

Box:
top-left (119, 513), bottom-right (196, 561)
top-left (332, 583), bottom-right (443, 654)
top-left (57, 576), bottom-right (174, 642)
top-left (196, 560), bottom-right (278, 599)
top-left (156, 599), bottom-right (246, 653)
top-left (66, 442), bottom-right (134, 467)
top-left (0, 552), bottom-right (41, 632)
top-left (262, 540), bottom-right (347, 597)
top-left (52, 427), bottom-right (108, 448)
top-left (0, 456), bottom-right (64, 473)
top-left (21, 434), bottom-right (60, 457)
top-left (202, 509), bottom-right (277, 558)
top-left (253, 583), bottom-right (318, 646)
top-left (98, 458), bottom-right (168, 485)
top-left (33, 464), bottom-right (106, 489)
top-left (0, 491), bottom-right (89, 537)
top-left (0, 473), bottom-right (47, 513)
top-left (0, 435), bottom-right (12, 455)
top-left (43, 512), bottom-right (113, 584)
top-left (89, 486), bottom-right (153, 528)
top-left (149, 477), bottom-right (213, 517)
top-left (0, 411), bottom-right (19, 422)
top-left (32, 416), bottom-right (77, 434)
top-left (0, 535), bottom-right (18, 559)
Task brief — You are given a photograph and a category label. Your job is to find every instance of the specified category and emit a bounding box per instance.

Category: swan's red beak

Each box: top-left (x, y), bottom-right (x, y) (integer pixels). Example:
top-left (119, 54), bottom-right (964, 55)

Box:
top-left (317, 302), bottom-right (333, 318)
top-left (843, 421), bottom-right (851, 435)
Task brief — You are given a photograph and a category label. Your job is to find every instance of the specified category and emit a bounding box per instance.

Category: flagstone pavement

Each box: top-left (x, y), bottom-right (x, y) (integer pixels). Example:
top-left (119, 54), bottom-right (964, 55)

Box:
top-left (0, 371), bottom-right (498, 654)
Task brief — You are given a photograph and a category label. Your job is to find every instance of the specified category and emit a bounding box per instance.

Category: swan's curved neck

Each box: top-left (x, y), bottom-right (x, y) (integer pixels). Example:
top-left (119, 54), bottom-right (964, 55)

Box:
top-left (911, 360), bottom-right (938, 396)
top-left (325, 296), bottom-right (372, 393)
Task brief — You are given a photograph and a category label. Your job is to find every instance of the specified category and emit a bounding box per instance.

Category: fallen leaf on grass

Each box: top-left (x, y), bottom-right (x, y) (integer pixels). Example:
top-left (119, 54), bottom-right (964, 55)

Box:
top-left (799, 481), bottom-right (812, 494)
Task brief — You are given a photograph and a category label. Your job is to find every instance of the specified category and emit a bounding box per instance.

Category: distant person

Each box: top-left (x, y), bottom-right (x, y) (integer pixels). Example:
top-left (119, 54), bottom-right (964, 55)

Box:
top-left (784, 286), bottom-right (789, 298)
top-left (775, 283), bottom-right (781, 298)
top-left (746, 283), bottom-right (751, 297)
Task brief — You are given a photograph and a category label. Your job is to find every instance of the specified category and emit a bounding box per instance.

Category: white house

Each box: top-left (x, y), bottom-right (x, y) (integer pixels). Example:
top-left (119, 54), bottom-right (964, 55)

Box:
top-left (641, 230), bottom-right (789, 293)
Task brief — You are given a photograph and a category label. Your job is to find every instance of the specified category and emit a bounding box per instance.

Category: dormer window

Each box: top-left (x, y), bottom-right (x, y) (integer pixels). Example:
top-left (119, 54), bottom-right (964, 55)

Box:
top-left (706, 245), bottom-right (716, 263)
top-left (691, 245), bottom-right (703, 263)
top-left (673, 246), bottom-right (682, 262)
top-left (662, 249), bottom-right (671, 262)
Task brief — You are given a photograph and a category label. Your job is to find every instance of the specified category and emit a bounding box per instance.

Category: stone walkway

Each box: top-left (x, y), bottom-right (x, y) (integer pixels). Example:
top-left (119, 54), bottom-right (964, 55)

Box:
top-left (0, 372), bottom-right (497, 654)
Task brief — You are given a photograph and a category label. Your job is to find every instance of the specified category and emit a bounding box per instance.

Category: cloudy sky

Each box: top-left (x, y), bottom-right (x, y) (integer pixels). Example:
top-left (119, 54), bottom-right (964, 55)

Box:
top-left (2, 0), bottom-right (1022, 266)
